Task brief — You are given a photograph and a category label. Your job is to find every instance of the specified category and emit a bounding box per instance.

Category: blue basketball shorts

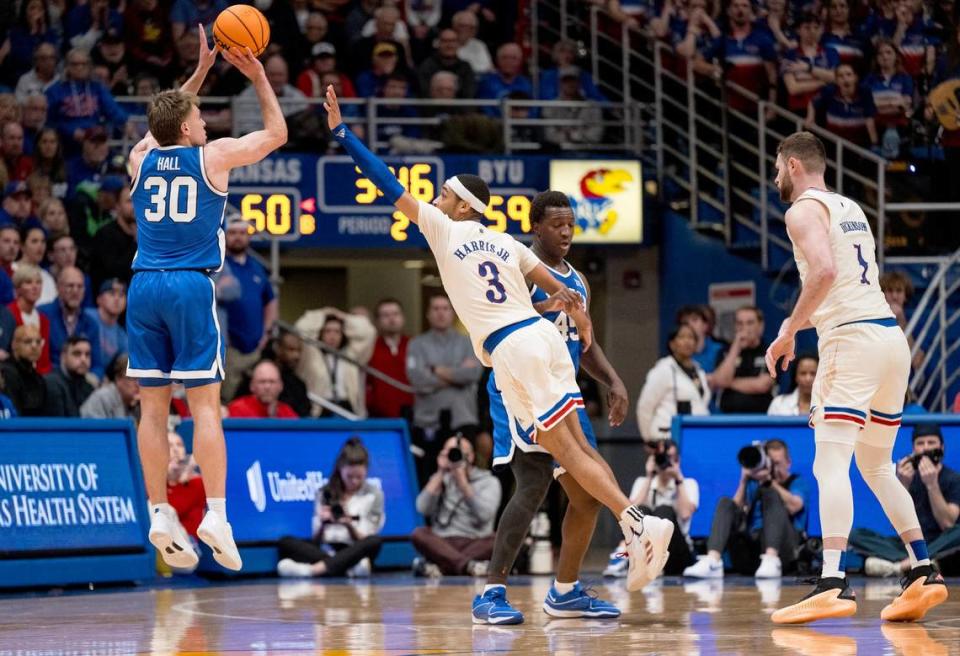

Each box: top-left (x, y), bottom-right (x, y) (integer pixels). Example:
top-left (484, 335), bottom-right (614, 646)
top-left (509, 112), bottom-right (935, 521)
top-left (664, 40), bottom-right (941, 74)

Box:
top-left (126, 270), bottom-right (225, 387)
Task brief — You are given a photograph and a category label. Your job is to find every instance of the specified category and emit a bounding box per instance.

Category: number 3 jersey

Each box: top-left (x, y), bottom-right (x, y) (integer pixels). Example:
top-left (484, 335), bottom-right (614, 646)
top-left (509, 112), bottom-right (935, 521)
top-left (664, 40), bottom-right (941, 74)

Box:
top-left (790, 188), bottom-right (894, 332)
top-left (131, 145), bottom-right (227, 272)
top-left (416, 200), bottom-right (542, 365)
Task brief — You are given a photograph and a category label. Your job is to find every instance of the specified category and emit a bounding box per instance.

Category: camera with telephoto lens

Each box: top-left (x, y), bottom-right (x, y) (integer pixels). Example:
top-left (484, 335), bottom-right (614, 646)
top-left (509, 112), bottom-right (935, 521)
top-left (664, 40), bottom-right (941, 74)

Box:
top-left (654, 451), bottom-right (672, 470)
top-left (738, 441), bottom-right (771, 474)
top-left (447, 446), bottom-right (463, 464)
top-left (911, 448), bottom-right (944, 468)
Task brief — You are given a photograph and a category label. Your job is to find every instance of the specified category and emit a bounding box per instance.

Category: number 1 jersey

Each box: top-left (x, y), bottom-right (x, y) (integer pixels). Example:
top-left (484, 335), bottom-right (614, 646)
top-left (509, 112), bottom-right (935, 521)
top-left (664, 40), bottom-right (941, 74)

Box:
top-left (790, 188), bottom-right (893, 332)
top-left (416, 200), bottom-right (542, 366)
top-left (131, 145), bottom-right (227, 272)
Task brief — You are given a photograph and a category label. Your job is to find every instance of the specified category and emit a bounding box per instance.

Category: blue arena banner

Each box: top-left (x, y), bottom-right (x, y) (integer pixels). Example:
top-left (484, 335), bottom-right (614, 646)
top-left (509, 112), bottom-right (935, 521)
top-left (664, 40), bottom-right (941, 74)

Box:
top-left (0, 420), bottom-right (146, 553)
top-left (180, 419), bottom-right (422, 546)
top-left (676, 415), bottom-right (960, 538)
top-left (227, 153), bottom-right (645, 247)
top-left (0, 419), bottom-right (154, 587)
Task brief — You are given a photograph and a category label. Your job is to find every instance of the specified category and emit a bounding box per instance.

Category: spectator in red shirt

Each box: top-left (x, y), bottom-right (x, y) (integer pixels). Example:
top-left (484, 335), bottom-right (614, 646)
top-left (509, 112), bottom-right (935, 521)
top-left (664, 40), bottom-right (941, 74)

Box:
top-left (7, 263), bottom-right (51, 374)
top-left (227, 360), bottom-right (299, 419)
top-left (781, 14), bottom-right (839, 114)
top-left (167, 431), bottom-right (206, 539)
top-left (366, 298), bottom-right (414, 419)
top-left (0, 123), bottom-right (34, 183)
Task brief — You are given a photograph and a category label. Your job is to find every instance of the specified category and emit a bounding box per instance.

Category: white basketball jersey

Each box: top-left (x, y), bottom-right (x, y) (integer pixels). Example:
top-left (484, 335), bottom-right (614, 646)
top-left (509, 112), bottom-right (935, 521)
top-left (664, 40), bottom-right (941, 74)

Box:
top-left (416, 201), bottom-right (542, 365)
top-left (790, 188), bottom-right (894, 332)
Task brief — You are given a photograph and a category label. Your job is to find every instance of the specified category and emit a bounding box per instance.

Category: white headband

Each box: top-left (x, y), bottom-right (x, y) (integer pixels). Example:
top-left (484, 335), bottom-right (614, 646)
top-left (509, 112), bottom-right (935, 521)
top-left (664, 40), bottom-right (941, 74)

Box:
top-left (446, 176), bottom-right (487, 213)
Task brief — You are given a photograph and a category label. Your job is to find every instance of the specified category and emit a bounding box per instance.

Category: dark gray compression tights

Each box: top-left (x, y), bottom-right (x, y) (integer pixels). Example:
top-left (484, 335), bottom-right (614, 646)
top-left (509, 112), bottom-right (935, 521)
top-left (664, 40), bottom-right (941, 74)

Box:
top-left (488, 450), bottom-right (555, 584)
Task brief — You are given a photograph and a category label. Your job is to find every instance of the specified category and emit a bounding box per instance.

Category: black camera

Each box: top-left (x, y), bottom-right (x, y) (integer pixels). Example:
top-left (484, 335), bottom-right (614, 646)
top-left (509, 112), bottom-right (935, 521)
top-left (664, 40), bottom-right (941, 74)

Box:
top-left (330, 503), bottom-right (345, 520)
top-left (447, 446), bottom-right (463, 464)
top-left (911, 448), bottom-right (944, 468)
top-left (654, 451), bottom-right (672, 470)
top-left (738, 442), bottom-right (770, 473)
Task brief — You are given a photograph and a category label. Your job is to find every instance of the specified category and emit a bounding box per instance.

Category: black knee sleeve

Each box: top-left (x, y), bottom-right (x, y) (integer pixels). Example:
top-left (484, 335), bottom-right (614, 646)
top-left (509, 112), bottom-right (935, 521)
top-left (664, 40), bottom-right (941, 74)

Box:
top-left (488, 452), bottom-right (554, 578)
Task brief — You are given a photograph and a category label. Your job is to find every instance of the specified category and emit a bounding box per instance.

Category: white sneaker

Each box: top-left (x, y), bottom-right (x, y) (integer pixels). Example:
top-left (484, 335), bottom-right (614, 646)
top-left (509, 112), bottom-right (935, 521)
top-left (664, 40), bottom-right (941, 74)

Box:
top-left (197, 511), bottom-right (243, 571)
top-left (148, 508), bottom-right (199, 570)
top-left (754, 553), bottom-right (782, 579)
top-left (619, 513), bottom-right (673, 592)
top-left (865, 556), bottom-right (902, 578)
top-left (682, 555), bottom-right (724, 579)
top-left (277, 558), bottom-right (314, 578)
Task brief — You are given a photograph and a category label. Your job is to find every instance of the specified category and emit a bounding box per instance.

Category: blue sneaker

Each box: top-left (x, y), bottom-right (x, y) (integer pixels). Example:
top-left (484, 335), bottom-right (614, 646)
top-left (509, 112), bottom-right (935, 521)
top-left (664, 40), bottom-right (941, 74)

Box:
top-left (472, 586), bottom-right (525, 625)
top-left (542, 583), bottom-right (622, 619)
top-left (603, 552), bottom-right (628, 578)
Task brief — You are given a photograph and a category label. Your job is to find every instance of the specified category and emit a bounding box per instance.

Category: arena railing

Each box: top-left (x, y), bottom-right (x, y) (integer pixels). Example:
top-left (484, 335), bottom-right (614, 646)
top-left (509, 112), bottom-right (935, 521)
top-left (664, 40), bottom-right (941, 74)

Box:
top-left (114, 96), bottom-right (644, 157)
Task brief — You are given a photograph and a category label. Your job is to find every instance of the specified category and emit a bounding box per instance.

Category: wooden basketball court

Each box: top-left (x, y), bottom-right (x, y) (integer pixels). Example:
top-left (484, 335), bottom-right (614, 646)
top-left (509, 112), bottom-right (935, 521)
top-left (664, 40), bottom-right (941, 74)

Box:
top-left (1, 576), bottom-right (958, 654)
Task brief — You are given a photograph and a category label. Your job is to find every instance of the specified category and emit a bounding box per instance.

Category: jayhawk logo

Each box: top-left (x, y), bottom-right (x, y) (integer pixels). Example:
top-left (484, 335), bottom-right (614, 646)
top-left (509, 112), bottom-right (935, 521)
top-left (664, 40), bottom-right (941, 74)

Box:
top-left (569, 168), bottom-right (634, 235)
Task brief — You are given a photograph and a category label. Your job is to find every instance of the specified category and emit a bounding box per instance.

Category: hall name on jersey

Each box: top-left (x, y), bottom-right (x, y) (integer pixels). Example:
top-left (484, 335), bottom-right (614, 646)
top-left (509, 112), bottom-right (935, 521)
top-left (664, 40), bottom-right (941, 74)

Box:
top-left (453, 240), bottom-right (511, 263)
top-left (840, 220), bottom-right (868, 234)
top-left (156, 156), bottom-right (181, 171)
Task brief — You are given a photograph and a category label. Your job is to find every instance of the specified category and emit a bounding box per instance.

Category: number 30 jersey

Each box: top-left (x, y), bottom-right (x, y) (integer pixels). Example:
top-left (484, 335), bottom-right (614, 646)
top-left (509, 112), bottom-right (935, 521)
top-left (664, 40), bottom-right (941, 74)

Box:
top-left (131, 146), bottom-right (227, 272)
top-left (530, 263), bottom-right (588, 371)
top-left (790, 188), bottom-right (894, 332)
top-left (416, 200), bottom-right (542, 365)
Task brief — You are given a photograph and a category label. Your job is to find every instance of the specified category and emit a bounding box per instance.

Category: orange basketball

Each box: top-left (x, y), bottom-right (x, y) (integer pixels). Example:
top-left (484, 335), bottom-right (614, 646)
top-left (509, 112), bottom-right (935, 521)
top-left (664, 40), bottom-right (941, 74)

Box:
top-left (213, 5), bottom-right (270, 57)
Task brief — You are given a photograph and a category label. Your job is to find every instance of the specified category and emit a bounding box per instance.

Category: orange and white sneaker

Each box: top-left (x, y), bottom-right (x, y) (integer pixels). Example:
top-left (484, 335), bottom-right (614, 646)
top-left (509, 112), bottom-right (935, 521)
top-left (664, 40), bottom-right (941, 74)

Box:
top-left (771, 577), bottom-right (857, 625)
top-left (880, 565), bottom-right (948, 622)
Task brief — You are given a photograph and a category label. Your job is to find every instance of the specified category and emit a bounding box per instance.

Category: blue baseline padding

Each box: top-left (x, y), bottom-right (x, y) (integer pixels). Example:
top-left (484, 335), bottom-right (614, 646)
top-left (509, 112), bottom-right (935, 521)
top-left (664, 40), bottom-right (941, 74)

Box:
top-left (674, 414), bottom-right (960, 538)
top-left (177, 419), bottom-right (423, 574)
top-left (0, 419), bottom-right (155, 588)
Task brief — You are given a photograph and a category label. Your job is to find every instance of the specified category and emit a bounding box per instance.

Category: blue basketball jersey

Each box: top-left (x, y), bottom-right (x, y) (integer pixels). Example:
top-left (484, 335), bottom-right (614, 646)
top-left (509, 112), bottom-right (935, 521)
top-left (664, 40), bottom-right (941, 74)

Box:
top-left (530, 262), bottom-right (588, 371)
top-left (131, 146), bottom-right (227, 272)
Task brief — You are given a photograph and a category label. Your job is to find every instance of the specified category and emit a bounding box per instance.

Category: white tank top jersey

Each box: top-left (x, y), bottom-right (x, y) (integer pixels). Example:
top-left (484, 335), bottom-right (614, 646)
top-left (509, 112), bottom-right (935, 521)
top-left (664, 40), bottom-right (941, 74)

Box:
top-left (790, 188), bottom-right (894, 332)
top-left (416, 200), bottom-right (542, 365)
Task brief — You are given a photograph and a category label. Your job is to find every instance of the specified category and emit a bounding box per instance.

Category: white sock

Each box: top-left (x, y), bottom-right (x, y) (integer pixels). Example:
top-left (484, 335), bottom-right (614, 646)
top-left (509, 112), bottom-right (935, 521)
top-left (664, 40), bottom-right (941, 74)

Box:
top-left (483, 584), bottom-right (505, 595)
top-left (822, 549), bottom-right (846, 579)
top-left (554, 579), bottom-right (577, 595)
top-left (207, 497), bottom-right (227, 521)
top-left (149, 502), bottom-right (174, 519)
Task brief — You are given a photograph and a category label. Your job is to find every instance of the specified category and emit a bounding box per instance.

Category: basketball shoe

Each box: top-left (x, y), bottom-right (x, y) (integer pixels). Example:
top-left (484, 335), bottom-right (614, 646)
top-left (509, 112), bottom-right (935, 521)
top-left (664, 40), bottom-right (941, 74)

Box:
top-left (197, 510), bottom-right (242, 571)
top-left (542, 582), bottom-right (621, 619)
top-left (771, 577), bottom-right (857, 624)
top-left (148, 506), bottom-right (199, 570)
top-left (472, 586), bottom-right (524, 625)
top-left (619, 508), bottom-right (673, 591)
top-left (880, 565), bottom-right (948, 622)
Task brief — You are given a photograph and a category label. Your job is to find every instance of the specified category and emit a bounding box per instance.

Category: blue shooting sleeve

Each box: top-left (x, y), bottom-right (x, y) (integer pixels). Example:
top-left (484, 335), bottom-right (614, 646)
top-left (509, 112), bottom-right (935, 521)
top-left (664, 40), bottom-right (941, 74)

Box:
top-left (332, 123), bottom-right (405, 203)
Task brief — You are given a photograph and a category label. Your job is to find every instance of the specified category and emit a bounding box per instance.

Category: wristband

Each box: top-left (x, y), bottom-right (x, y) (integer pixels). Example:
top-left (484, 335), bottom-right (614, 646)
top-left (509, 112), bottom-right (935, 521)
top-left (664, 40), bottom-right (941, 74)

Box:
top-left (332, 123), bottom-right (405, 204)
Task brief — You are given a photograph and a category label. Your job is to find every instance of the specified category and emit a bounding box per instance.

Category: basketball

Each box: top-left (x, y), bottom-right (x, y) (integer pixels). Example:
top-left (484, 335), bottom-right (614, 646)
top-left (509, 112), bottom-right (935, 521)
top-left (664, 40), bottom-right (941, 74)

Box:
top-left (213, 5), bottom-right (270, 57)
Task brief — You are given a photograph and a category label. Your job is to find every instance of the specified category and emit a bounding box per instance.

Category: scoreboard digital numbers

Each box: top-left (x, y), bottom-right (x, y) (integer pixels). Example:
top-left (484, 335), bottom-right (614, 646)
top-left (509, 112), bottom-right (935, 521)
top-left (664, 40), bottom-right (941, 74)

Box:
top-left (228, 186), bottom-right (314, 242)
top-left (228, 153), bottom-right (643, 247)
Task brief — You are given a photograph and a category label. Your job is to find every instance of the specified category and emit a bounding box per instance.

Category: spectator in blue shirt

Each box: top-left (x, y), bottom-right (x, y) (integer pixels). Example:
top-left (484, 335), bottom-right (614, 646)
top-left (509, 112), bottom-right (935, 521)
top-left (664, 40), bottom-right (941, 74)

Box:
top-left (863, 39), bottom-right (915, 131)
top-left (65, 126), bottom-right (112, 200)
top-left (64, 0), bottom-right (124, 52)
top-left (807, 63), bottom-right (878, 148)
top-left (0, 303), bottom-right (15, 360)
top-left (683, 439), bottom-right (810, 579)
top-left (377, 73), bottom-right (420, 145)
top-left (86, 278), bottom-right (128, 366)
top-left (356, 42), bottom-right (406, 98)
top-left (221, 217), bottom-right (278, 401)
top-left (538, 39), bottom-right (606, 102)
top-left (477, 43), bottom-right (533, 114)
top-left (0, 181), bottom-right (41, 231)
top-left (821, 0), bottom-right (868, 70)
top-left (170, 0), bottom-right (229, 41)
top-left (45, 48), bottom-right (131, 153)
top-left (677, 305), bottom-right (724, 375)
top-left (3, 0), bottom-right (60, 85)
top-left (780, 13), bottom-right (839, 114)
top-left (39, 266), bottom-right (104, 380)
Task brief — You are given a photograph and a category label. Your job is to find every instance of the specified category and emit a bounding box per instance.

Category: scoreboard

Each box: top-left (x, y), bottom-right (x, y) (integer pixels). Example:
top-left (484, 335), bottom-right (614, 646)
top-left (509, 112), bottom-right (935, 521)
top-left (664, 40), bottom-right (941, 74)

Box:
top-left (226, 154), bottom-right (643, 247)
